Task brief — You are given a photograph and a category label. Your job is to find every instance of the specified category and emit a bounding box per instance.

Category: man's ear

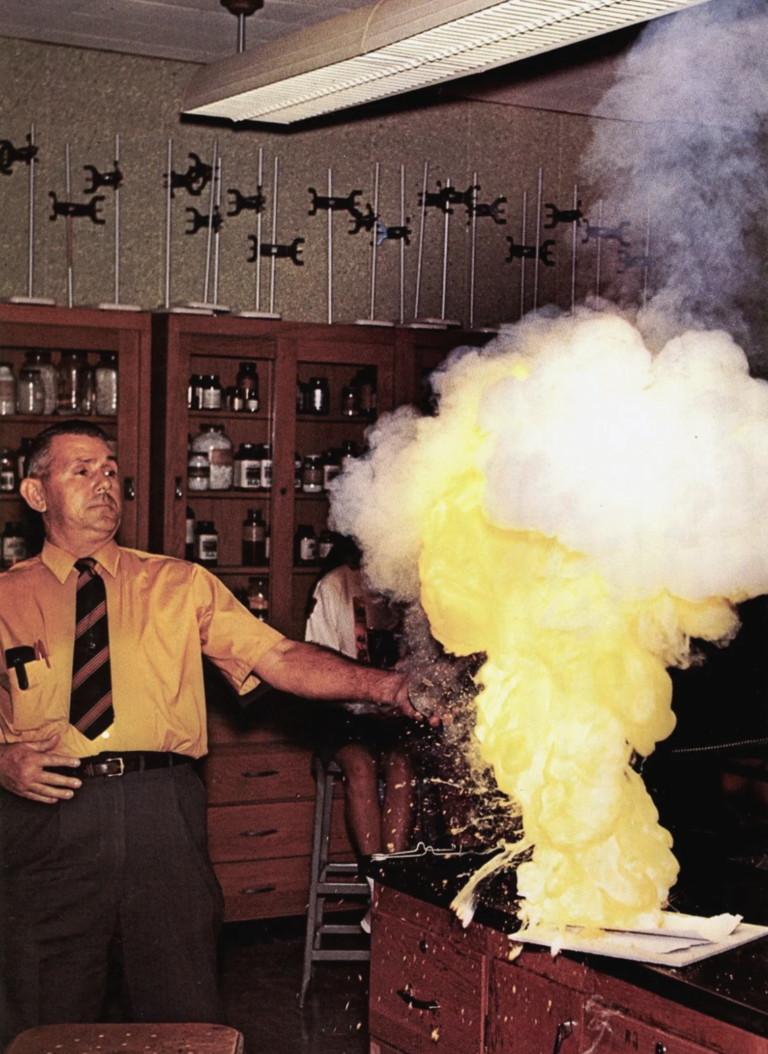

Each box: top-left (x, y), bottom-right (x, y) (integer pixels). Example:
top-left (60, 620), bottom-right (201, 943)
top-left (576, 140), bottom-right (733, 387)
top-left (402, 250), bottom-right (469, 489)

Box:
top-left (20, 477), bottom-right (47, 513)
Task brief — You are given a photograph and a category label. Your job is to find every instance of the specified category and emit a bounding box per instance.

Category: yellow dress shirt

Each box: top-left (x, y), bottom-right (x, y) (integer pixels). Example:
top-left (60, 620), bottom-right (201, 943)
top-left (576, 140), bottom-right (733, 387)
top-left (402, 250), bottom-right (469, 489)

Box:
top-left (0, 540), bottom-right (284, 758)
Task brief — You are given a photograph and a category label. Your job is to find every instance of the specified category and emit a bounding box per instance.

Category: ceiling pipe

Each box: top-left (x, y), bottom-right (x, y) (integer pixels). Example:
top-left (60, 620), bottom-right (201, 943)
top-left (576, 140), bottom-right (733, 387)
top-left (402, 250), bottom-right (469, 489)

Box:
top-left (220, 0), bottom-right (264, 54)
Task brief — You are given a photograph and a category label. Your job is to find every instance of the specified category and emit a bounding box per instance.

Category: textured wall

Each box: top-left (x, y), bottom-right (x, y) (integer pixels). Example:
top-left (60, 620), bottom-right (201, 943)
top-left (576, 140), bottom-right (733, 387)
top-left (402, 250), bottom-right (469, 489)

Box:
top-left (0, 37), bottom-right (647, 328)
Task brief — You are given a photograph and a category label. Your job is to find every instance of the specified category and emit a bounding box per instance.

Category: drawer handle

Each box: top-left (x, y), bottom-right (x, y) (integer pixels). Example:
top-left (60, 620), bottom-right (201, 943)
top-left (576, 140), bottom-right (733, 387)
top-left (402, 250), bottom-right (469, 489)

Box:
top-left (397, 985), bottom-right (440, 1012)
top-left (552, 1020), bottom-right (575, 1054)
top-left (242, 769), bottom-right (279, 778)
top-left (240, 828), bottom-right (279, 838)
top-left (239, 884), bottom-right (277, 896)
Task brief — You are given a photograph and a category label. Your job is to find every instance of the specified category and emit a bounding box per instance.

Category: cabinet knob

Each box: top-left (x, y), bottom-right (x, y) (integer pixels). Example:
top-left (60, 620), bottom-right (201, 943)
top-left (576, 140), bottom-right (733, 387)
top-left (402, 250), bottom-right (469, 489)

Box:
top-left (240, 828), bottom-right (279, 838)
top-left (123, 477), bottom-right (136, 501)
top-left (239, 884), bottom-right (277, 896)
top-left (396, 985), bottom-right (440, 1012)
top-left (552, 1020), bottom-right (575, 1054)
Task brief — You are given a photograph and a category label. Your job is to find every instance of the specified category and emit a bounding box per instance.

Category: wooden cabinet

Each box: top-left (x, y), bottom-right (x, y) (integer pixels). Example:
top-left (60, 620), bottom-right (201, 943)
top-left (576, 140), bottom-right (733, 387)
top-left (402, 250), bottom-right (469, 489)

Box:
top-left (370, 887), bottom-right (768, 1054)
top-left (0, 303), bottom-right (151, 555)
top-left (370, 905), bottom-right (488, 1054)
top-left (201, 695), bottom-right (354, 922)
top-left (150, 314), bottom-right (400, 639)
top-left (488, 960), bottom-right (584, 1054)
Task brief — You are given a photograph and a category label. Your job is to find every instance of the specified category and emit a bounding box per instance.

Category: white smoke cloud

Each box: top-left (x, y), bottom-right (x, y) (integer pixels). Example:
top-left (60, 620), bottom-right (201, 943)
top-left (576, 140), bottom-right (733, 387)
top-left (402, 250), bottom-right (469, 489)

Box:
top-left (332, 309), bottom-right (768, 606)
top-left (584, 0), bottom-right (768, 364)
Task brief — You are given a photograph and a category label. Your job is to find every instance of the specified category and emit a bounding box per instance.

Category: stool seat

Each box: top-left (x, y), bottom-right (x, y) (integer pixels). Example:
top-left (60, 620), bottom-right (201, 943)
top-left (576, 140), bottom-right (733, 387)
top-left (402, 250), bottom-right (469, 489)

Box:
top-left (4, 1024), bottom-right (244, 1054)
top-left (299, 756), bottom-right (370, 1007)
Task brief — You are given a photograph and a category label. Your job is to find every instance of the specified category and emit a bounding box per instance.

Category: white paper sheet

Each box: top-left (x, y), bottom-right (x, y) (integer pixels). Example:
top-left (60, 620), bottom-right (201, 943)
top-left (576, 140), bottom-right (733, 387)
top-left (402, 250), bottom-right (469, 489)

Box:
top-left (510, 914), bottom-right (768, 966)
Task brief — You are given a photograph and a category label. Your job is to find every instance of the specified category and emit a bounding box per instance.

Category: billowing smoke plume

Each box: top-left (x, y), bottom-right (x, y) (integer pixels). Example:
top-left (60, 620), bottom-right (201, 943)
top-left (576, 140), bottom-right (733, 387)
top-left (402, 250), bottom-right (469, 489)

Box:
top-left (584, 0), bottom-right (768, 366)
top-left (330, 309), bottom-right (768, 929)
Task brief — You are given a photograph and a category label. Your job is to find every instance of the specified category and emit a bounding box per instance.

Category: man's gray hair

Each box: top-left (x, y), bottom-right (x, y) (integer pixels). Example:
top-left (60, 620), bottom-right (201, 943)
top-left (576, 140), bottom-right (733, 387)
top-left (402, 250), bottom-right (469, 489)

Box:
top-left (25, 421), bottom-right (113, 480)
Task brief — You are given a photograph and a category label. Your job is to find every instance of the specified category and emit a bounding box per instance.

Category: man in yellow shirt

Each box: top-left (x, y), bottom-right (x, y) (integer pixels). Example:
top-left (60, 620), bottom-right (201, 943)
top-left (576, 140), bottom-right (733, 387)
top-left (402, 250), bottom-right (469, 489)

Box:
top-left (0, 420), bottom-right (434, 1046)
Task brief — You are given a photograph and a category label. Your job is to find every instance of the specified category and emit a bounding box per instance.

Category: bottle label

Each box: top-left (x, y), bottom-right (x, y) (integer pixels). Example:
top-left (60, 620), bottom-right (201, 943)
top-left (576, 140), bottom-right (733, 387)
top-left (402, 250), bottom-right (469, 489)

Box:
top-left (243, 525), bottom-right (266, 542)
top-left (234, 459), bottom-right (261, 489)
top-left (245, 395), bottom-right (260, 412)
top-left (0, 470), bottom-right (14, 492)
top-left (201, 388), bottom-right (221, 409)
top-left (260, 460), bottom-right (273, 489)
top-left (299, 537), bottom-right (317, 562)
top-left (2, 537), bottom-right (27, 562)
top-left (323, 464), bottom-right (340, 489)
top-left (196, 535), bottom-right (218, 561)
top-left (186, 519), bottom-right (195, 544)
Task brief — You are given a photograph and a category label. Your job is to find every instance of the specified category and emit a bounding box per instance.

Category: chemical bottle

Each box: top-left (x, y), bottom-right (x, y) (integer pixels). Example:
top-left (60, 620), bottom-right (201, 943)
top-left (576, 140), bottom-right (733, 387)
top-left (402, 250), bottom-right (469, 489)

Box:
top-left (185, 507), bottom-right (195, 561)
top-left (236, 361), bottom-right (260, 412)
top-left (247, 577), bottom-right (269, 622)
top-left (294, 524), bottom-right (317, 565)
top-left (194, 520), bottom-right (218, 567)
top-left (242, 508), bottom-right (266, 565)
top-left (1, 522), bottom-right (26, 568)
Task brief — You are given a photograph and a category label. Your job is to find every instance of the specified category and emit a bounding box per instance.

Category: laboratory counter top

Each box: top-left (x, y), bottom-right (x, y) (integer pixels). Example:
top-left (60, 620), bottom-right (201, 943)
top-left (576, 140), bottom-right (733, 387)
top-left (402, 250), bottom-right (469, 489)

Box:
top-left (369, 845), bottom-right (768, 1039)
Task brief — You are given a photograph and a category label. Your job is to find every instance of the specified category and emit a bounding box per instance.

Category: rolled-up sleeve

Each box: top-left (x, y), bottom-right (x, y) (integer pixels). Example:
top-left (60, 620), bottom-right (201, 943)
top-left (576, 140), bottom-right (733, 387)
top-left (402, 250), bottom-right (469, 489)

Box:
top-left (193, 565), bottom-right (285, 695)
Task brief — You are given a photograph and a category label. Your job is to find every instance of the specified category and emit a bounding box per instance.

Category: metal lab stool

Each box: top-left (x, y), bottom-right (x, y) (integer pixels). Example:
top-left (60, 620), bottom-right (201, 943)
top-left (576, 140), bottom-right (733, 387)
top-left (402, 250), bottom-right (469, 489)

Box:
top-left (4, 1024), bottom-right (244, 1054)
top-left (299, 755), bottom-right (370, 1007)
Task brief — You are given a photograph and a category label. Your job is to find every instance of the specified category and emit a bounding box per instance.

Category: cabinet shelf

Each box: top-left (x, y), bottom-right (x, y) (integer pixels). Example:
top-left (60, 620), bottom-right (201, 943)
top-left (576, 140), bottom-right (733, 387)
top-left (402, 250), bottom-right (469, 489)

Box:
top-left (297, 414), bottom-right (376, 425)
top-left (189, 490), bottom-right (272, 500)
top-left (0, 414), bottom-right (118, 425)
top-left (189, 411), bottom-right (268, 423)
top-left (213, 565), bottom-right (270, 575)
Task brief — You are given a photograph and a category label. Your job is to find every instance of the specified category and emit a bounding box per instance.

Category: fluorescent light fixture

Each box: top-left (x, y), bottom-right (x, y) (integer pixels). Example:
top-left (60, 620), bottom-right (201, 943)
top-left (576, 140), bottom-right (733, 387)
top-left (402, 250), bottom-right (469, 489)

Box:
top-left (183, 0), bottom-right (713, 125)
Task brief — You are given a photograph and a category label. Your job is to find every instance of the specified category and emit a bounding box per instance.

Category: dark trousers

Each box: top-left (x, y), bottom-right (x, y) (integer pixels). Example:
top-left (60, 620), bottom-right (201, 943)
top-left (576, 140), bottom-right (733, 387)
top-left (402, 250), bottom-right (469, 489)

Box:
top-left (0, 764), bottom-right (225, 1048)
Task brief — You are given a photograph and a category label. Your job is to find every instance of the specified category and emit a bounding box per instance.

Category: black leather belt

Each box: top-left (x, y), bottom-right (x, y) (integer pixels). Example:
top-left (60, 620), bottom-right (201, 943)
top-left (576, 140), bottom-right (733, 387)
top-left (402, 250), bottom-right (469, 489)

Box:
top-left (46, 751), bottom-right (194, 778)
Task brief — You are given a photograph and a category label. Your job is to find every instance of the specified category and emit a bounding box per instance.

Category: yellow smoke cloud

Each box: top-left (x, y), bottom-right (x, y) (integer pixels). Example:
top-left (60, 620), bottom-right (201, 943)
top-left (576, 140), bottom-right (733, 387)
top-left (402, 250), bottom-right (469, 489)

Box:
top-left (330, 308), bottom-right (767, 930)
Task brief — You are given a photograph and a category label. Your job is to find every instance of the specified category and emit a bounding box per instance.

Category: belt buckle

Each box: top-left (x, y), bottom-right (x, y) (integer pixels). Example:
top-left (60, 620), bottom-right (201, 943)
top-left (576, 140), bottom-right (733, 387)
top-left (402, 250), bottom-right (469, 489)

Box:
top-left (103, 756), bottom-right (125, 777)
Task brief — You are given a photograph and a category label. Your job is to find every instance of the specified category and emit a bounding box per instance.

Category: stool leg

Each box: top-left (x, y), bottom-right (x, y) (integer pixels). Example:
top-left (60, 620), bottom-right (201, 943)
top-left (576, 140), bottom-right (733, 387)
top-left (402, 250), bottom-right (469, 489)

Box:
top-left (299, 756), bottom-right (327, 1007)
top-left (313, 768), bottom-right (336, 948)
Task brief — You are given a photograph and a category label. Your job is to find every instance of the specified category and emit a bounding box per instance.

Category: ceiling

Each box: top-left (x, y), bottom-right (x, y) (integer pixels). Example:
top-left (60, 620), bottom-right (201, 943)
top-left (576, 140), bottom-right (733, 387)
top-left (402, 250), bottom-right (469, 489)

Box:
top-left (0, 0), bottom-right (378, 65)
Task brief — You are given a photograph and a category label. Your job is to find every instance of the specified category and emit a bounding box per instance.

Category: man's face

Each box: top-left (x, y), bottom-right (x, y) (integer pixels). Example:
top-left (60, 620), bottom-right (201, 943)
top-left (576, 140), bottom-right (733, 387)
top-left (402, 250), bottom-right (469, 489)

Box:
top-left (22, 433), bottom-right (122, 555)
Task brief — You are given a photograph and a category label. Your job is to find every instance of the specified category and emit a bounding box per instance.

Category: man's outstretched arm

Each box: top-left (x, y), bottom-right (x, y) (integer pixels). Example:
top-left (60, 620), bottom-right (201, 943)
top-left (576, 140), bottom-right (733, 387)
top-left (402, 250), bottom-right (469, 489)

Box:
top-left (253, 637), bottom-right (445, 726)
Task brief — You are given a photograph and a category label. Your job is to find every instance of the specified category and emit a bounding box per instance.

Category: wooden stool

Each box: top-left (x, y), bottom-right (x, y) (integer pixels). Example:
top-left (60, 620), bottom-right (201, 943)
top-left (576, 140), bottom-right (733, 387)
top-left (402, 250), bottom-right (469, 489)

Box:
top-left (298, 756), bottom-right (370, 1008)
top-left (4, 1024), bottom-right (244, 1054)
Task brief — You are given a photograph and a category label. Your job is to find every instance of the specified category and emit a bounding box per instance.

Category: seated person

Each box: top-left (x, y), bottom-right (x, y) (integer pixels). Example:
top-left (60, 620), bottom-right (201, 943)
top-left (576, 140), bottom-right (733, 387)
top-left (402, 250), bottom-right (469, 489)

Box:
top-left (305, 538), bottom-right (415, 867)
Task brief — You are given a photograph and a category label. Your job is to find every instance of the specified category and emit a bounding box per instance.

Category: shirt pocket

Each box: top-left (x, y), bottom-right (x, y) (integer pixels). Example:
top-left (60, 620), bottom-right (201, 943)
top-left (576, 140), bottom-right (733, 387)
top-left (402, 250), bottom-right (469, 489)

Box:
top-left (9, 655), bottom-right (66, 729)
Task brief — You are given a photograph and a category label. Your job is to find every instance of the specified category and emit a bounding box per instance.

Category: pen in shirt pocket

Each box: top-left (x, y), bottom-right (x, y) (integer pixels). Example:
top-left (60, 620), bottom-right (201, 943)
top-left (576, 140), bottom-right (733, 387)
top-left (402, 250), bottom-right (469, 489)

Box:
top-left (35, 639), bottom-right (51, 668)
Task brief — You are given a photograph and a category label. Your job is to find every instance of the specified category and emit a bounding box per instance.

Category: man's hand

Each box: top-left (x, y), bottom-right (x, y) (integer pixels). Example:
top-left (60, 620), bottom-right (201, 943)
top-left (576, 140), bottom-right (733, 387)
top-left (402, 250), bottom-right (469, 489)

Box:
top-left (0, 735), bottom-right (82, 803)
top-left (400, 676), bottom-right (454, 727)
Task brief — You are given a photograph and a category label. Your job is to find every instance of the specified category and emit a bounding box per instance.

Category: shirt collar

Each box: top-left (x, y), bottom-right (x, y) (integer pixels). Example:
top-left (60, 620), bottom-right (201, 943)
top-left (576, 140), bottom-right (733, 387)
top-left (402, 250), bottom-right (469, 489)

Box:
top-left (41, 539), bottom-right (121, 583)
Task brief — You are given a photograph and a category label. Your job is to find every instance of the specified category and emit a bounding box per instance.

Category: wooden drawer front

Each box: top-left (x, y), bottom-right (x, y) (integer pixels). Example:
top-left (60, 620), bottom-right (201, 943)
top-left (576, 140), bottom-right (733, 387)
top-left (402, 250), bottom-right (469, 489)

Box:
top-left (202, 750), bottom-right (314, 804)
top-left (369, 912), bottom-right (486, 1054)
top-left (583, 1006), bottom-right (767, 1054)
top-left (215, 857), bottom-right (310, 922)
top-left (488, 959), bottom-right (584, 1054)
top-left (208, 800), bottom-right (352, 862)
top-left (208, 801), bottom-right (314, 861)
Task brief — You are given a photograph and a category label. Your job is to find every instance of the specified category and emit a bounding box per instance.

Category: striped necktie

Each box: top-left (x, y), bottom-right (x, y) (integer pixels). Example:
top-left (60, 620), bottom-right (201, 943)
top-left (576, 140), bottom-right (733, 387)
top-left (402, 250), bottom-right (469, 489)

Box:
top-left (70, 557), bottom-right (114, 739)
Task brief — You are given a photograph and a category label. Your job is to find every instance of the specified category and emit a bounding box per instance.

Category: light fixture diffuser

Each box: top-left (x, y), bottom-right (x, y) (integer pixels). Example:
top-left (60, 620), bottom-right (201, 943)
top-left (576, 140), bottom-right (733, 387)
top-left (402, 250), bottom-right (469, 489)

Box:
top-left (183, 0), bottom-right (713, 125)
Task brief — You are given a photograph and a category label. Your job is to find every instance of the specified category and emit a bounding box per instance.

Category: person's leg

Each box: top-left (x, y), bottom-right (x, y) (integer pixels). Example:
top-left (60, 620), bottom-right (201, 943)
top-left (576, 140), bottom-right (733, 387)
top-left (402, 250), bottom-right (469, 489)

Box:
top-left (0, 784), bottom-right (120, 1049)
top-left (380, 748), bottom-right (415, 854)
top-left (118, 765), bottom-right (225, 1023)
top-left (335, 742), bottom-right (382, 857)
